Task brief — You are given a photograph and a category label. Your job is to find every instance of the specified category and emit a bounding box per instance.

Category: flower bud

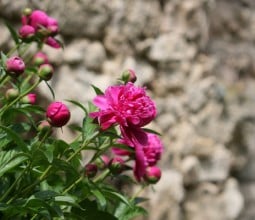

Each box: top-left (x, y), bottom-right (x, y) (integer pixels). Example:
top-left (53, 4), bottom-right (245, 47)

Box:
top-left (33, 52), bottom-right (49, 66)
top-left (29, 10), bottom-right (49, 30)
top-left (45, 37), bottom-right (61, 49)
top-left (6, 56), bottom-right (25, 77)
top-left (22, 8), bottom-right (32, 16)
top-left (95, 155), bottom-right (110, 170)
top-left (121, 69), bottom-right (137, 83)
top-left (84, 163), bottom-right (98, 178)
top-left (46, 101), bottom-right (70, 127)
top-left (5, 88), bottom-right (19, 101)
top-left (19, 25), bottom-right (35, 39)
top-left (47, 17), bottom-right (59, 36)
top-left (143, 166), bottom-right (161, 184)
top-left (38, 64), bottom-right (53, 81)
top-left (109, 157), bottom-right (125, 175)
top-left (21, 93), bottom-right (36, 104)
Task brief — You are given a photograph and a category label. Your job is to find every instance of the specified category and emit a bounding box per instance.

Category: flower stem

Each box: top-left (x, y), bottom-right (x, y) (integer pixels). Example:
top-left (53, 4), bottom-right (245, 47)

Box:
top-left (62, 176), bottom-right (83, 195)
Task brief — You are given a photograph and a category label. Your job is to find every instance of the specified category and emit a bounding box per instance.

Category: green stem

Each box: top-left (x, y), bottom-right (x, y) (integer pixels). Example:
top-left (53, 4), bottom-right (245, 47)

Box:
top-left (6, 44), bottom-right (20, 57)
top-left (130, 185), bottom-right (147, 202)
top-left (0, 74), bottom-right (10, 87)
top-left (0, 78), bottom-right (42, 116)
top-left (0, 164), bottom-right (30, 202)
top-left (94, 169), bottom-right (110, 183)
top-left (62, 176), bottom-right (83, 195)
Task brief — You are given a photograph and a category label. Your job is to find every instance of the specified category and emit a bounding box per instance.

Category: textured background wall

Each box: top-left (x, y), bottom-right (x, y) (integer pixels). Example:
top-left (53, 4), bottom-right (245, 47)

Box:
top-left (1, 0), bottom-right (255, 219)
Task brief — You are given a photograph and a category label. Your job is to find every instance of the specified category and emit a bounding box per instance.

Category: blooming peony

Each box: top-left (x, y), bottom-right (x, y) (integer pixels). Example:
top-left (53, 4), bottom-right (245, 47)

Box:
top-left (90, 82), bottom-right (156, 129)
top-left (113, 132), bottom-right (163, 181)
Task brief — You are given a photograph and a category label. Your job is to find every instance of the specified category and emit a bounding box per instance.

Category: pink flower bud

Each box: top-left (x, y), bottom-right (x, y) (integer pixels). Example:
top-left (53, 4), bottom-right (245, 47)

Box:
top-left (33, 52), bottom-right (49, 66)
top-left (95, 155), bottom-right (110, 170)
top-left (121, 69), bottom-right (137, 83)
top-left (38, 64), bottom-right (54, 81)
top-left (19, 25), bottom-right (35, 38)
top-left (22, 8), bottom-right (32, 16)
top-left (29, 10), bottom-right (49, 30)
top-left (47, 17), bottom-right (59, 35)
top-left (84, 163), bottom-right (98, 178)
top-left (45, 37), bottom-right (61, 49)
top-left (109, 157), bottom-right (125, 175)
top-left (21, 93), bottom-right (36, 104)
top-left (38, 120), bottom-right (52, 133)
top-left (6, 56), bottom-right (25, 77)
top-left (46, 101), bottom-right (71, 127)
top-left (144, 166), bottom-right (161, 184)
top-left (5, 88), bottom-right (19, 101)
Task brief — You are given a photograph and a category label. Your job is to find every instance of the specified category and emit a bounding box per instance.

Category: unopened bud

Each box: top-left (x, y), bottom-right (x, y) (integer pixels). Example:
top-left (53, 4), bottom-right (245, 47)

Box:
top-left (6, 56), bottom-right (25, 77)
top-left (84, 163), bottom-right (98, 178)
top-left (143, 166), bottom-right (161, 184)
top-left (21, 93), bottom-right (36, 104)
top-left (121, 69), bottom-right (137, 83)
top-left (22, 8), bottom-right (32, 16)
top-left (95, 155), bottom-right (110, 170)
top-left (109, 157), bottom-right (125, 175)
top-left (5, 88), bottom-right (19, 101)
top-left (38, 64), bottom-right (53, 81)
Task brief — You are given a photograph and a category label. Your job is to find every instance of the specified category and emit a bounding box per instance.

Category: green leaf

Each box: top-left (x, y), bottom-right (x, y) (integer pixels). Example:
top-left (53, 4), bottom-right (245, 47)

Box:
top-left (1, 51), bottom-right (7, 66)
top-left (91, 84), bottom-right (104, 95)
top-left (66, 99), bottom-right (88, 115)
top-left (45, 81), bottom-right (55, 100)
top-left (82, 116), bottom-right (99, 142)
top-left (55, 195), bottom-right (80, 208)
top-left (0, 125), bottom-right (28, 152)
top-left (4, 20), bottom-right (20, 46)
top-left (43, 145), bottom-right (54, 163)
top-left (91, 188), bottom-right (107, 209)
top-left (34, 190), bottom-right (59, 200)
top-left (143, 128), bottom-right (161, 136)
top-left (114, 202), bottom-right (148, 220)
top-left (102, 188), bottom-right (131, 208)
top-left (0, 151), bottom-right (28, 177)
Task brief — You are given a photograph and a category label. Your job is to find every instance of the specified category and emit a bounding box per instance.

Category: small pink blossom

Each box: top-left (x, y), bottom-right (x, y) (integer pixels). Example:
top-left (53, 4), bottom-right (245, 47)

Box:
top-left (29, 10), bottom-right (49, 30)
top-left (113, 133), bottom-right (163, 181)
top-left (6, 56), bottom-right (25, 76)
top-left (46, 101), bottom-right (70, 127)
top-left (19, 25), bottom-right (35, 38)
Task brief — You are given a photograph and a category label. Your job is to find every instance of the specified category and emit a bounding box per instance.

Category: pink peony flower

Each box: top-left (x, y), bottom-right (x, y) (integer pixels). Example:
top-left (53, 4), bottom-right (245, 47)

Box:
top-left (19, 25), bottom-right (35, 38)
top-left (112, 133), bottom-right (163, 181)
top-left (90, 82), bottom-right (156, 129)
top-left (46, 101), bottom-right (70, 127)
top-left (6, 56), bottom-right (25, 76)
top-left (144, 166), bottom-right (161, 184)
top-left (47, 17), bottom-right (59, 35)
top-left (29, 10), bottom-right (49, 30)
top-left (143, 133), bottom-right (163, 167)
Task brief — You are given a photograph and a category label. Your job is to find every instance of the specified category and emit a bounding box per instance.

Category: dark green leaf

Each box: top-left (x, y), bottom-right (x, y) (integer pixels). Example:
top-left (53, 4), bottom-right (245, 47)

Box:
top-left (143, 128), bottom-right (161, 136)
top-left (4, 20), bottom-right (20, 46)
top-left (0, 151), bottom-right (28, 177)
top-left (91, 84), bottom-right (104, 95)
top-left (0, 125), bottom-right (27, 152)
top-left (66, 99), bottom-right (88, 115)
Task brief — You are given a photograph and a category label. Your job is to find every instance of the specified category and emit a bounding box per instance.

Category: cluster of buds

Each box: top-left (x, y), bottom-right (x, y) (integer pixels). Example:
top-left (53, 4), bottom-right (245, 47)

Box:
top-left (19, 9), bottom-right (61, 48)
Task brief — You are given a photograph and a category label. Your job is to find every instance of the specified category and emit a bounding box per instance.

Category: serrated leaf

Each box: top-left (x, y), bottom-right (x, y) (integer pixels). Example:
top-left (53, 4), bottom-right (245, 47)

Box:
top-left (91, 84), bottom-right (104, 95)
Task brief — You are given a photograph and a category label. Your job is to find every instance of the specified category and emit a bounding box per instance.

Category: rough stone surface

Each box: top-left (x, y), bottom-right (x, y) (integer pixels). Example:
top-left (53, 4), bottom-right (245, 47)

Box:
top-left (2, 0), bottom-right (255, 219)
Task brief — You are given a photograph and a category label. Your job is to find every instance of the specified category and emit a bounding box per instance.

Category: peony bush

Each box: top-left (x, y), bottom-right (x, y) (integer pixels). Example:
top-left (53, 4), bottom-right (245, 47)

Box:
top-left (0, 8), bottom-right (163, 220)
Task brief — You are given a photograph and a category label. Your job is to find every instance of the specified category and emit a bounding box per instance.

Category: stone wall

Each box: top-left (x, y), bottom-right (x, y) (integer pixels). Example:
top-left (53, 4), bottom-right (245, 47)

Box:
top-left (1, 0), bottom-right (255, 219)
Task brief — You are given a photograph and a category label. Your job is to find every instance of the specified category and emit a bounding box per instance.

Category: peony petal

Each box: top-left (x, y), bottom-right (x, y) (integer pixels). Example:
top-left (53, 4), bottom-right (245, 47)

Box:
top-left (93, 95), bottom-right (109, 110)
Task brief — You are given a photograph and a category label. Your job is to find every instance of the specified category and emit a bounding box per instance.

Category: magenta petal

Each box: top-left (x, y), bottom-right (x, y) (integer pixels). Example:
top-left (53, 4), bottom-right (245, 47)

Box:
top-left (99, 112), bottom-right (117, 129)
top-left (134, 148), bottom-right (146, 181)
top-left (93, 95), bottom-right (109, 110)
